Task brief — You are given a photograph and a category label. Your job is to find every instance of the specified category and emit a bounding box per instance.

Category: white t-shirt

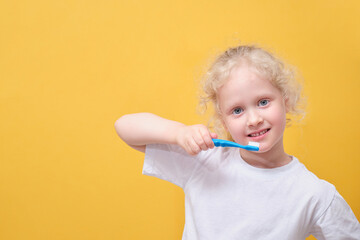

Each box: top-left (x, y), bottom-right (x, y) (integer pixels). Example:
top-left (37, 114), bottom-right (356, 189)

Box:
top-left (143, 144), bottom-right (360, 240)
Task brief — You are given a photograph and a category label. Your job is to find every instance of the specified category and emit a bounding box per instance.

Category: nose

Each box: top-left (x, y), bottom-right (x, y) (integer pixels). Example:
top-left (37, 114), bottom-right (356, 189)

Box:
top-left (247, 109), bottom-right (264, 127)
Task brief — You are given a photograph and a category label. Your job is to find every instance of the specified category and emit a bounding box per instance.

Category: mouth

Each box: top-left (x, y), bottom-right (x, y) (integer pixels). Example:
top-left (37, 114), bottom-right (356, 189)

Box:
top-left (248, 128), bottom-right (270, 137)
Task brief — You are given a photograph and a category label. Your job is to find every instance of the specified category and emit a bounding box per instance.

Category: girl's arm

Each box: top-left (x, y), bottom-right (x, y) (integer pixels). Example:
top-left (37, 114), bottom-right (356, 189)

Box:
top-left (114, 113), bottom-right (217, 155)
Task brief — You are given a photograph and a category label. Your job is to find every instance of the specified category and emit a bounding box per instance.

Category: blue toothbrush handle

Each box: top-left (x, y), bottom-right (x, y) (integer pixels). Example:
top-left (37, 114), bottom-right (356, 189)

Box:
top-left (212, 139), bottom-right (259, 151)
top-left (212, 139), bottom-right (222, 147)
top-left (212, 139), bottom-right (239, 147)
top-left (213, 139), bottom-right (228, 147)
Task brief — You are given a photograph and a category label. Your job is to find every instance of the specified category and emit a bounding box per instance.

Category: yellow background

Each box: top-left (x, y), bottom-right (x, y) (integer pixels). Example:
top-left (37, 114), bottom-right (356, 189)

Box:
top-left (1, 0), bottom-right (359, 239)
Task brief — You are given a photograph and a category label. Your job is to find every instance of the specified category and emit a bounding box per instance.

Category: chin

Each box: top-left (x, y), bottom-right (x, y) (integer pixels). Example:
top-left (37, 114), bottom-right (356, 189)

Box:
top-left (255, 148), bottom-right (266, 153)
top-left (256, 144), bottom-right (272, 153)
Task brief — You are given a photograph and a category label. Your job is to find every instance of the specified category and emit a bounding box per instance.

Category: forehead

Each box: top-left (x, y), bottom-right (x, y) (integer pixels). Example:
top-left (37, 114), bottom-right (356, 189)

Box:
top-left (217, 65), bottom-right (280, 108)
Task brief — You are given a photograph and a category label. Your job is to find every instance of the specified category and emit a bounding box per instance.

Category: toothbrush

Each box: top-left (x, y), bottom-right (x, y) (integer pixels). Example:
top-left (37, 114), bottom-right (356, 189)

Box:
top-left (212, 139), bottom-right (260, 151)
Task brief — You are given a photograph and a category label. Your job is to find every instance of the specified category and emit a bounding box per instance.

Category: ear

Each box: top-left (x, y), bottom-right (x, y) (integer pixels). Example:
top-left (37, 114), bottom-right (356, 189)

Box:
top-left (284, 97), bottom-right (290, 113)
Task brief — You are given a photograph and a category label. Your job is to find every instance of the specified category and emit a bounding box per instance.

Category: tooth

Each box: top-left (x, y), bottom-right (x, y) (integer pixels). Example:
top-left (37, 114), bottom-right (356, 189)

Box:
top-left (251, 129), bottom-right (268, 137)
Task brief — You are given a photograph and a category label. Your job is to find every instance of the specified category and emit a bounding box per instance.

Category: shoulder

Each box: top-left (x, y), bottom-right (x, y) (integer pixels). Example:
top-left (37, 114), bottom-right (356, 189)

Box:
top-left (294, 161), bottom-right (337, 222)
top-left (295, 162), bottom-right (336, 195)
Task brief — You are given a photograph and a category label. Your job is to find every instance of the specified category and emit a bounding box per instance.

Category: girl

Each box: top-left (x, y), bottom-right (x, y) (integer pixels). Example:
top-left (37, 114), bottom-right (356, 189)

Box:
top-left (115, 45), bottom-right (360, 239)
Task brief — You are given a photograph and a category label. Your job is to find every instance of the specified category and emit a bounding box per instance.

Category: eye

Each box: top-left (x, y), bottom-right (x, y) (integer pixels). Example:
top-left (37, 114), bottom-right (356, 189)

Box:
top-left (258, 99), bottom-right (269, 107)
top-left (232, 108), bottom-right (243, 115)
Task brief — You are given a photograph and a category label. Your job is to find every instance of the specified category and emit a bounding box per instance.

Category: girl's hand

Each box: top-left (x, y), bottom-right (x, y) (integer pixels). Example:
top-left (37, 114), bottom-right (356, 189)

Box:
top-left (175, 124), bottom-right (218, 155)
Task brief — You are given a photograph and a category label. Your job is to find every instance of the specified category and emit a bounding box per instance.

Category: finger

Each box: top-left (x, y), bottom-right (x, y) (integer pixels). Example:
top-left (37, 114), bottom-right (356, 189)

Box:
top-left (184, 141), bottom-right (195, 155)
top-left (210, 132), bottom-right (218, 139)
top-left (202, 131), bottom-right (215, 149)
top-left (195, 128), bottom-right (212, 151)
top-left (183, 139), bottom-right (194, 155)
top-left (188, 138), bottom-right (201, 155)
top-left (194, 133), bottom-right (208, 151)
top-left (198, 128), bottom-right (214, 149)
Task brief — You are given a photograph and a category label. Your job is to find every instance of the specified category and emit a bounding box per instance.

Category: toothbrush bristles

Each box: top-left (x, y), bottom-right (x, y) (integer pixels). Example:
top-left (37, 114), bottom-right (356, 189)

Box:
top-left (248, 141), bottom-right (260, 147)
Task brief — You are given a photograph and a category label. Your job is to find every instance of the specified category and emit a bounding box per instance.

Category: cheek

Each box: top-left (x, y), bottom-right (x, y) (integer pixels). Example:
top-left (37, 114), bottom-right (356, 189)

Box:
top-left (270, 106), bottom-right (287, 129)
top-left (224, 119), bottom-right (247, 141)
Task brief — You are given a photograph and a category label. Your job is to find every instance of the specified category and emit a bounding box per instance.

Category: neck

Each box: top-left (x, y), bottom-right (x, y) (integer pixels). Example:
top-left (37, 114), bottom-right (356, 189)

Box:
top-left (239, 139), bottom-right (291, 169)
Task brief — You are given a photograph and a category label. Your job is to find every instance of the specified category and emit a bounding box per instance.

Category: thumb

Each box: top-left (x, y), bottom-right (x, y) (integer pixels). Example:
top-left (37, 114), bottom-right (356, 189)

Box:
top-left (210, 132), bottom-right (218, 139)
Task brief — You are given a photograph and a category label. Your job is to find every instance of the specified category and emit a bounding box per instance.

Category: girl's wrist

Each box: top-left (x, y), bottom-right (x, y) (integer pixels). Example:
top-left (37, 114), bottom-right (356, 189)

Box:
top-left (172, 124), bottom-right (187, 146)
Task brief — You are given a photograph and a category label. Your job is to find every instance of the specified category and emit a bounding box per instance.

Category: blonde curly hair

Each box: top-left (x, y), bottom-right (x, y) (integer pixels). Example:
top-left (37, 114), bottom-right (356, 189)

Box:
top-left (198, 45), bottom-right (305, 140)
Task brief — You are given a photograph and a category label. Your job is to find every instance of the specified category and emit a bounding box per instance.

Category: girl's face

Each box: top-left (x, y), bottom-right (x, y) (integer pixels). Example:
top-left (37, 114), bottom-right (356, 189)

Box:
top-left (217, 64), bottom-right (287, 153)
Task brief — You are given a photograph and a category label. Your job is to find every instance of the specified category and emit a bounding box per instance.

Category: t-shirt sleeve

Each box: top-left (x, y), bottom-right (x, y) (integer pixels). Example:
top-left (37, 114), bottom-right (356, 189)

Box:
top-left (309, 190), bottom-right (360, 239)
top-left (142, 143), bottom-right (201, 189)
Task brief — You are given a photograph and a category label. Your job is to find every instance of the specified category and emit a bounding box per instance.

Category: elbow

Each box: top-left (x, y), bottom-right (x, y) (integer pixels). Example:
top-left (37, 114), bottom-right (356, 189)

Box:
top-left (114, 115), bottom-right (129, 139)
top-left (114, 113), bottom-right (140, 140)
